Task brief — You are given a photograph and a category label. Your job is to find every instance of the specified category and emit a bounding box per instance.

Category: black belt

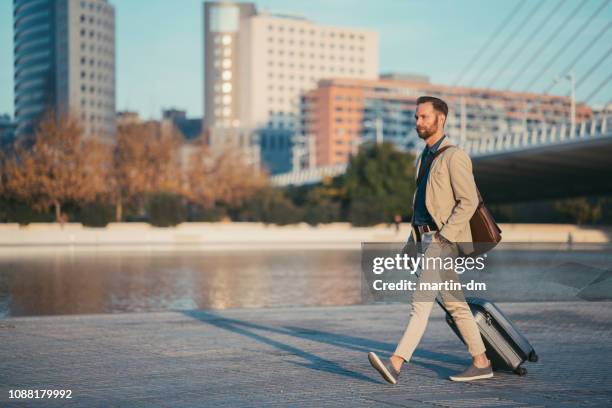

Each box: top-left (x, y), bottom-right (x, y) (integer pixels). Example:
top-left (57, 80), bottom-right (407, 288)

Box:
top-left (414, 224), bottom-right (438, 233)
top-left (413, 224), bottom-right (438, 242)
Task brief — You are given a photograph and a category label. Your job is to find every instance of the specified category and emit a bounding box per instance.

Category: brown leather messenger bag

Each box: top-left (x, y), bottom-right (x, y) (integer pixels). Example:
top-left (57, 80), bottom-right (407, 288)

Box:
top-left (426, 145), bottom-right (502, 255)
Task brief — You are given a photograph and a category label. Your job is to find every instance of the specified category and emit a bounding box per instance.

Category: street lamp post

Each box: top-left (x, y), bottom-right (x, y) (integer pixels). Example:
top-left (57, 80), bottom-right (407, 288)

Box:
top-left (553, 71), bottom-right (576, 136)
top-left (363, 112), bottom-right (384, 146)
top-left (569, 71), bottom-right (576, 136)
top-left (375, 116), bottom-right (383, 145)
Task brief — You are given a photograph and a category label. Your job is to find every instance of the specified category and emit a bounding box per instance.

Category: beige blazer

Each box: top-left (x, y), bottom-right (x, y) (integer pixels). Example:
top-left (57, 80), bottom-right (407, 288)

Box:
top-left (409, 136), bottom-right (479, 255)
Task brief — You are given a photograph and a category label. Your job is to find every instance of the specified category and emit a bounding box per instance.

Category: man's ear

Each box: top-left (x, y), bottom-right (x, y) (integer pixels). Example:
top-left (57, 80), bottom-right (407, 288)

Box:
top-left (439, 114), bottom-right (447, 128)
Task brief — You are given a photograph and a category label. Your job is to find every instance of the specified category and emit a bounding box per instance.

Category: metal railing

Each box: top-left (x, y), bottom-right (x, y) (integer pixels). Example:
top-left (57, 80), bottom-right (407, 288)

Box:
top-left (272, 115), bottom-right (611, 186)
top-left (464, 115), bottom-right (611, 157)
top-left (270, 163), bottom-right (348, 187)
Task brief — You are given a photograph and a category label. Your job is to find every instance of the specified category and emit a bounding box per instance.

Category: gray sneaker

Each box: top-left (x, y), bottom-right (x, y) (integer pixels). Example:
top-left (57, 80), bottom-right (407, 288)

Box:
top-left (368, 352), bottom-right (400, 385)
top-left (449, 363), bottom-right (494, 382)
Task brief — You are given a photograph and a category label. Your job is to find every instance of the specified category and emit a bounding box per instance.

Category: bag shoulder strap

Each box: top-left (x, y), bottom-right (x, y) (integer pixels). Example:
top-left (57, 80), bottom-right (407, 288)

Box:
top-left (433, 145), bottom-right (456, 159)
top-left (416, 145), bottom-right (456, 186)
top-left (417, 145), bottom-right (484, 205)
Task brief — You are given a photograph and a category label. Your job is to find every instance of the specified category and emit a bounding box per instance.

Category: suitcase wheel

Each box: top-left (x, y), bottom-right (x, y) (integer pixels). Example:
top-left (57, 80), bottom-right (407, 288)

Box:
top-left (514, 367), bottom-right (527, 376)
top-left (528, 351), bottom-right (539, 363)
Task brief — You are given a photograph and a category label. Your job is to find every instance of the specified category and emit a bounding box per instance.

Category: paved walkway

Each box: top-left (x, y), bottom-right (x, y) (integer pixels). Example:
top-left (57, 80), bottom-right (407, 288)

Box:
top-left (1, 301), bottom-right (611, 407)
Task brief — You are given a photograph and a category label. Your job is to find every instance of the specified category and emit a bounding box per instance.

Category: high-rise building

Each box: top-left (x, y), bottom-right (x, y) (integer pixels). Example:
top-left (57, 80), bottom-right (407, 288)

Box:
top-left (0, 114), bottom-right (17, 149)
top-left (301, 76), bottom-right (593, 166)
top-left (13, 0), bottom-right (116, 140)
top-left (202, 1), bottom-right (378, 173)
top-left (162, 109), bottom-right (203, 140)
top-left (116, 110), bottom-right (141, 127)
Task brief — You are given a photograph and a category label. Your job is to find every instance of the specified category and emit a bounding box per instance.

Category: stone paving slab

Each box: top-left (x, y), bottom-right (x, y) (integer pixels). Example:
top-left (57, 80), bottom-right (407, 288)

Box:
top-left (1, 301), bottom-right (611, 407)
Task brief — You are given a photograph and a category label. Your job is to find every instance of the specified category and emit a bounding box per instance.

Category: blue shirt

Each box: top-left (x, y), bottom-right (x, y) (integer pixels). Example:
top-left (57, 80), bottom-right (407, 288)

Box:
top-left (413, 135), bottom-right (446, 226)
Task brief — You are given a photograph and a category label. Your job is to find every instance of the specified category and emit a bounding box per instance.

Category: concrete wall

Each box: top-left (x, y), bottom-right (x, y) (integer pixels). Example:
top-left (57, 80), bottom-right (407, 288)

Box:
top-left (0, 223), bottom-right (609, 248)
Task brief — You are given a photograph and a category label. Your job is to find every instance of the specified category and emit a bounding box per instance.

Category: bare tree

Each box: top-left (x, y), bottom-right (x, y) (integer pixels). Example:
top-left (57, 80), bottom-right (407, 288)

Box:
top-left (108, 124), bottom-right (148, 222)
top-left (108, 121), bottom-right (184, 221)
top-left (142, 121), bottom-right (183, 194)
top-left (3, 112), bottom-right (108, 224)
top-left (186, 142), bottom-right (267, 209)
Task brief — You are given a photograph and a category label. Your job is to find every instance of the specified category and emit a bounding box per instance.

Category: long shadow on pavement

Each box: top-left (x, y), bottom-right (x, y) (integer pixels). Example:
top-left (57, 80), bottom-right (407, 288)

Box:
top-left (183, 310), bottom-right (468, 381)
top-left (183, 310), bottom-right (380, 384)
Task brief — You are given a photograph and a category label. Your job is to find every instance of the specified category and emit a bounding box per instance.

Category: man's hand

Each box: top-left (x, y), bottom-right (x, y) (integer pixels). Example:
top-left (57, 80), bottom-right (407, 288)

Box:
top-left (434, 232), bottom-right (451, 245)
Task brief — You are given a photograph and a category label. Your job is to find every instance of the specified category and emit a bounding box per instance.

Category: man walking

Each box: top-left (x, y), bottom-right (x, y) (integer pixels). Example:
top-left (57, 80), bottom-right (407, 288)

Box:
top-left (368, 96), bottom-right (493, 383)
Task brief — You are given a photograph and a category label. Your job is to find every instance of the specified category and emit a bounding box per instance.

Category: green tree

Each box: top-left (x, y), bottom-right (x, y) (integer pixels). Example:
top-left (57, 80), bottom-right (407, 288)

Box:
top-left (301, 178), bottom-right (343, 225)
top-left (342, 142), bottom-right (416, 226)
top-left (147, 192), bottom-right (187, 227)
top-left (554, 198), bottom-right (602, 225)
top-left (231, 187), bottom-right (303, 225)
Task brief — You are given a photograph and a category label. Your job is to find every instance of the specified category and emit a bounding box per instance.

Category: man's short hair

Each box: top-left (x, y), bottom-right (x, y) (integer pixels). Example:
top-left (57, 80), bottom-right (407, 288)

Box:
top-left (416, 96), bottom-right (449, 117)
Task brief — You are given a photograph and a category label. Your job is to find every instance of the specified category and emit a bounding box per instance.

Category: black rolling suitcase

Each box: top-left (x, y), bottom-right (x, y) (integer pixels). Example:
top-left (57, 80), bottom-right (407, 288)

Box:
top-left (438, 297), bottom-right (538, 376)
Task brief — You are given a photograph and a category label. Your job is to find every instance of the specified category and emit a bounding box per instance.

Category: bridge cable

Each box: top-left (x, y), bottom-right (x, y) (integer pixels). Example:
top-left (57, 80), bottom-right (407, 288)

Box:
top-left (583, 73), bottom-right (612, 103)
top-left (524, 0), bottom-right (611, 92)
top-left (467, 0), bottom-right (547, 87)
top-left (545, 20), bottom-right (612, 93)
top-left (452, 0), bottom-right (527, 86)
top-left (505, 0), bottom-right (590, 90)
top-left (485, 0), bottom-right (567, 89)
top-left (575, 45), bottom-right (612, 91)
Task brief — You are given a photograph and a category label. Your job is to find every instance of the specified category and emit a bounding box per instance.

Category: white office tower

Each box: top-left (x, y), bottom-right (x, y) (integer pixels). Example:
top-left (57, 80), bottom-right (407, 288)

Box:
top-left (13, 0), bottom-right (116, 140)
top-left (203, 1), bottom-right (378, 173)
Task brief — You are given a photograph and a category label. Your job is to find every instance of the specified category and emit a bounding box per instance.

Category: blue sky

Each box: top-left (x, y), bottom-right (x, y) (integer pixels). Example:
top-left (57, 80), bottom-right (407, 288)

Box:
top-left (1, 0), bottom-right (611, 119)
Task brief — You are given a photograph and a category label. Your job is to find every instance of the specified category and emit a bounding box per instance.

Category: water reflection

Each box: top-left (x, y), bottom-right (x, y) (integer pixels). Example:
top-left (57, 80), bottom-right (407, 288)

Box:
top-left (0, 249), bottom-right (362, 317)
top-left (1, 243), bottom-right (611, 318)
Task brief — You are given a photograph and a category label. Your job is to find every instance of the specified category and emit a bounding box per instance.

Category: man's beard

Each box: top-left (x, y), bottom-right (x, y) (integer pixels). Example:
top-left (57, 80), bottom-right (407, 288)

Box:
top-left (416, 122), bottom-right (438, 140)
